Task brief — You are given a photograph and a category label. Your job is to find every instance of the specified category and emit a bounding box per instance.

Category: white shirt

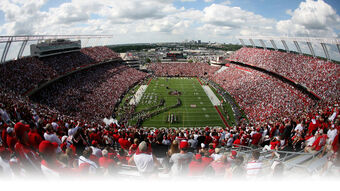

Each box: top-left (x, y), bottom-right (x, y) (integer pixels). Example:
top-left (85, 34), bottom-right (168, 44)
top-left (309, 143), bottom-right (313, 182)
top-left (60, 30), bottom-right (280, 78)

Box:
top-left (169, 152), bottom-right (193, 176)
top-left (188, 139), bottom-right (197, 148)
top-left (133, 153), bottom-right (154, 174)
top-left (44, 132), bottom-right (62, 145)
top-left (91, 146), bottom-right (103, 158)
top-left (294, 124), bottom-right (304, 132)
top-left (306, 136), bottom-right (316, 146)
top-left (327, 129), bottom-right (337, 144)
top-left (211, 153), bottom-right (223, 161)
top-left (44, 132), bottom-right (62, 153)
top-left (68, 126), bottom-right (80, 136)
top-left (79, 156), bottom-right (98, 174)
top-left (246, 160), bottom-right (262, 176)
top-left (0, 109), bottom-right (10, 123)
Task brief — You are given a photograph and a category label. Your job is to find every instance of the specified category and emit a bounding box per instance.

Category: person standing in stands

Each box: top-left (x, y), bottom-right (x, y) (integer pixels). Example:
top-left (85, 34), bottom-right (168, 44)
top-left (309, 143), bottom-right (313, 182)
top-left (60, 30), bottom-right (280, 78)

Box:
top-left (169, 141), bottom-right (193, 176)
top-left (39, 140), bottom-right (66, 177)
top-left (14, 121), bottom-right (41, 173)
top-left (245, 150), bottom-right (262, 178)
top-left (129, 141), bottom-right (160, 176)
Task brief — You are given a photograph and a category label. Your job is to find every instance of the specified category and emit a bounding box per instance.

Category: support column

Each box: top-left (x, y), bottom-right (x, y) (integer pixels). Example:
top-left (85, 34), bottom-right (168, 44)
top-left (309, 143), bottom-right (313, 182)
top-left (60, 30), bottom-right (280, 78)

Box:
top-left (294, 41), bottom-right (302, 54)
top-left (306, 42), bottom-right (316, 57)
top-left (17, 40), bottom-right (28, 59)
top-left (239, 39), bottom-right (246, 47)
top-left (320, 43), bottom-right (330, 61)
top-left (249, 39), bottom-right (255, 48)
top-left (281, 40), bottom-right (290, 53)
top-left (1, 37), bottom-right (13, 64)
top-left (337, 44), bottom-right (340, 55)
top-left (270, 40), bottom-right (278, 51)
top-left (259, 39), bottom-right (266, 50)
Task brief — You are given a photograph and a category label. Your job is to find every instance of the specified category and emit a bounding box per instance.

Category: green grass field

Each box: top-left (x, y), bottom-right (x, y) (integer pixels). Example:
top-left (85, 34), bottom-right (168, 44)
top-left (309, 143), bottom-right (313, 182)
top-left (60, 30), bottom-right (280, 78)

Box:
top-left (127, 77), bottom-right (234, 128)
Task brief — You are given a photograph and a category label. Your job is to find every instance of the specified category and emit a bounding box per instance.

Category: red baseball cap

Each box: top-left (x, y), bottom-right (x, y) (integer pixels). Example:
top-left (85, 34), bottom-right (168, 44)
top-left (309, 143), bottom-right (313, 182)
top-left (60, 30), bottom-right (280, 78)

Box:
top-left (92, 140), bottom-right (98, 146)
top-left (179, 141), bottom-right (189, 149)
top-left (231, 150), bottom-right (237, 156)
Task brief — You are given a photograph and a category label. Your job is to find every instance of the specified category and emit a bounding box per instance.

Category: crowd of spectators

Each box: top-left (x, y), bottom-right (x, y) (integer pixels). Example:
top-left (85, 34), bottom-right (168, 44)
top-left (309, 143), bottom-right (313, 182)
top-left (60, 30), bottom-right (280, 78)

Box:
top-left (210, 64), bottom-right (316, 123)
top-left (0, 48), bottom-right (339, 179)
top-left (31, 63), bottom-right (149, 123)
top-left (148, 62), bottom-right (220, 77)
top-left (0, 100), bottom-right (339, 178)
top-left (228, 47), bottom-right (339, 102)
top-left (0, 46), bottom-right (120, 95)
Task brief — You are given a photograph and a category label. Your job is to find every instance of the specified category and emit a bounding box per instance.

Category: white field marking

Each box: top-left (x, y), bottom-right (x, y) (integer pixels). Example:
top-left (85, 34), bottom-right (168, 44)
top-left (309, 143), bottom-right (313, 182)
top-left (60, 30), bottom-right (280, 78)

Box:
top-left (200, 102), bottom-right (203, 104)
top-left (202, 108), bottom-right (206, 111)
top-left (205, 114), bottom-right (210, 118)
top-left (129, 85), bottom-right (148, 105)
top-left (198, 97), bottom-right (201, 100)
top-left (202, 85), bottom-right (221, 106)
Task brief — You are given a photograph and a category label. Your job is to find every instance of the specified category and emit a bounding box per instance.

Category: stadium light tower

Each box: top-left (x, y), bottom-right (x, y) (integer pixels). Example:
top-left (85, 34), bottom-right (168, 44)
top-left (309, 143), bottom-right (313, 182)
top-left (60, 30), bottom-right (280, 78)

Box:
top-left (0, 35), bottom-right (113, 64)
top-left (236, 36), bottom-right (340, 61)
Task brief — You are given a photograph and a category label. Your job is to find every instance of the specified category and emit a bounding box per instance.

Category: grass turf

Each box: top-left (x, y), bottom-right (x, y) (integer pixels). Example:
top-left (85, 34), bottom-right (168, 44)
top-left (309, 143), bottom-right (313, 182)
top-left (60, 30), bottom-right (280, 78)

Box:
top-left (128, 77), bottom-right (233, 128)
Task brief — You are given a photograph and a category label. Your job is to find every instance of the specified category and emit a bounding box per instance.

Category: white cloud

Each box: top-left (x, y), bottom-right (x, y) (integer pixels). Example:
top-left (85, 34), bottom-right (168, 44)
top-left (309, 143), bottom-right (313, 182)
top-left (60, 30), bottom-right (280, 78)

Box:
top-left (0, 0), bottom-right (338, 47)
top-left (277, 0), bottom-right (340, 37)
top-left (204, 0), bottom-right (214, 3)
top-left (201, 3), bottom-right (277, 36)
top-left (0, 0), bottom-right (48, 34)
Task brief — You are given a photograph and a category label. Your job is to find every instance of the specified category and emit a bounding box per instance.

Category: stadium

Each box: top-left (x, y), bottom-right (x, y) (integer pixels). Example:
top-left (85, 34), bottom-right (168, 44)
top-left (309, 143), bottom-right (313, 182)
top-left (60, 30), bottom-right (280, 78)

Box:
top-left (0, 0), bottom-right (339, 184)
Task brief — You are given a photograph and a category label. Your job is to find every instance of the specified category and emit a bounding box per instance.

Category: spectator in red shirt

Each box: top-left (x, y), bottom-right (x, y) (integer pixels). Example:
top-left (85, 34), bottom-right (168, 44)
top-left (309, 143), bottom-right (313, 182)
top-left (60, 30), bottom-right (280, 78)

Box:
top-left (201, 151), bottom-right (213, 168)
top-left (6, 127), bottom-right (17, 152)
top-left (251, 128), bottom-right (262, 148)
top-left (98, 149), bottom-right (116, 169)
top-left (305, 131), bottom-right (326, 153)
top-left (39, 140), bottom-right (66, 176)
top-left (262, 137), bottom-right (280, 158)
top-left (28, 126), bottom-right (43, 151)
top-left (13, 122), bottom-right (41, 173)
top-left (188, 153), bottom-right (206, 176)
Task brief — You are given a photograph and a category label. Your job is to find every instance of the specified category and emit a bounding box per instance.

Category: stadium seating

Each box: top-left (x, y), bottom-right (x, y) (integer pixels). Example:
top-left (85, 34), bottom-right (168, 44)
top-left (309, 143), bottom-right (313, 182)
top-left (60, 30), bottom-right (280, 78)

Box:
top-left (0, 46), bottom-right (120, 95)
top-left (0, 48), bottom-right (339, 179)
top-left (228, 47), bottom-right (339, 103)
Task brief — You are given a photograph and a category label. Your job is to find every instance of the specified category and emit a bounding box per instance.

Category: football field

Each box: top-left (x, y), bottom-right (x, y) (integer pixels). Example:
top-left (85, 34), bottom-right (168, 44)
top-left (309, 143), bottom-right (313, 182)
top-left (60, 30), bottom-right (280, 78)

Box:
top-left (129, 77), bottom-right (231, 128)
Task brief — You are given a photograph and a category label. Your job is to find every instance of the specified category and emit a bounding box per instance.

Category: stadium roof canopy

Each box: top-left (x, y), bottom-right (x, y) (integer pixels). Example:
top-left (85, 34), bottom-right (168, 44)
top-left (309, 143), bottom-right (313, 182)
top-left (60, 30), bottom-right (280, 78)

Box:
top-left (0, 35), bottom-right (113, 64)
top-left (236, 36), bottom-right (340, 61)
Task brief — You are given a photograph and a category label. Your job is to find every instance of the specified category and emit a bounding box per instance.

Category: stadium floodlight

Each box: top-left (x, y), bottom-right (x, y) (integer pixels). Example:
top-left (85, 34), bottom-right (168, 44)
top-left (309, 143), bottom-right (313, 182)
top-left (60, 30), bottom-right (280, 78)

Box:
top-left (0, 35), bottom-right (113, 64)
top-left (236, 36), bottom-right (340, 61)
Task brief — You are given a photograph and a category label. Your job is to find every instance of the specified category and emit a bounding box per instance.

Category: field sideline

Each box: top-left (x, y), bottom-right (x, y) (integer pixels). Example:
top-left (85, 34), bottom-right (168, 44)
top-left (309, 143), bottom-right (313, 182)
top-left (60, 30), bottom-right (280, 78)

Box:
top-left (128, 77), bottom-right (233, 128)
